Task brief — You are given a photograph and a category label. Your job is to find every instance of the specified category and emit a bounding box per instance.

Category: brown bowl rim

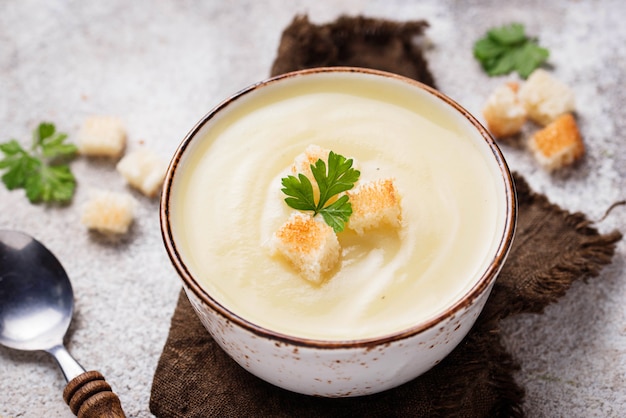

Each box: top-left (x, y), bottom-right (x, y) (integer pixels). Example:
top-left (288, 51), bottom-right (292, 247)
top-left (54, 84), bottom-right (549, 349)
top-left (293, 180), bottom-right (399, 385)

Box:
top-left (160, 66), bottom-right (517, 349)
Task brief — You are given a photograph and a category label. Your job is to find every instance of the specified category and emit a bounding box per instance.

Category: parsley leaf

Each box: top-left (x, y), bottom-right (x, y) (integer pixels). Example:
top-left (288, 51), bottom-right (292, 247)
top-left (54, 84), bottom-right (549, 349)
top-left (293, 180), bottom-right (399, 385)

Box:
top-left (281, 151), bottom-right (360, 233)
top-left (281, 173), bottom-right (317, 211)
top-left (0, 122), bottom-right (77, 204)
top-left (473, 23), bottom-right (549, 79)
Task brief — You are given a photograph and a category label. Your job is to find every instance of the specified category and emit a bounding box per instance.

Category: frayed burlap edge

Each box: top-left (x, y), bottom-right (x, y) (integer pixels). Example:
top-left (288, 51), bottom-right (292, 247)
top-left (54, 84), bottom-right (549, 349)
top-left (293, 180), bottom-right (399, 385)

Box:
top-left (488, 174), bottom-right (623, 319)
top-left (270, 15), bottom-right (435, 87)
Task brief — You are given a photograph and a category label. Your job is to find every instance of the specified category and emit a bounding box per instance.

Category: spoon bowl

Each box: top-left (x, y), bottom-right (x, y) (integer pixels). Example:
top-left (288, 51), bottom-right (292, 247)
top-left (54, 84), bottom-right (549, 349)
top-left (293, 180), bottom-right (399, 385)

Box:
top-left (0, 230), bottom-right (125, 418)
top-left (0, 229), bottom-right (74, 352)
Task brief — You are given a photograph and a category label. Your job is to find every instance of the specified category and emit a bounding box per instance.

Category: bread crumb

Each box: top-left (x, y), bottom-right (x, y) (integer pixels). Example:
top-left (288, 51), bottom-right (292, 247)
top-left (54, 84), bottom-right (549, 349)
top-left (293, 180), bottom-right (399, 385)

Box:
top-left (528, 113), bottom-right (584, 171)
top-left (347, 178), bottom-right (402, 235)
top-left (519, 69), bottom-right (576, 126)
top-left (77, 116), bottom-right (126, 158)
top-left (483, 82), bottom-right (527, 138)
top-left (116, 148), bottom-right (168, 197)
top-left (81, 190), bottom-right (137, 234)
top-left (270, 212), bottom-right (340, 284)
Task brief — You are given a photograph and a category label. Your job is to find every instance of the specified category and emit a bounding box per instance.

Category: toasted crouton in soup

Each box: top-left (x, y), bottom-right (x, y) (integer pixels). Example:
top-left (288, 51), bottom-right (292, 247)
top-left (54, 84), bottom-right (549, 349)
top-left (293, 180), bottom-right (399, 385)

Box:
top-left (347, 178), bottom-right (402, 235)
top-left (290, 144), bottom-right (331, 179)
top-left (270, 212), bottom-right (341, 285)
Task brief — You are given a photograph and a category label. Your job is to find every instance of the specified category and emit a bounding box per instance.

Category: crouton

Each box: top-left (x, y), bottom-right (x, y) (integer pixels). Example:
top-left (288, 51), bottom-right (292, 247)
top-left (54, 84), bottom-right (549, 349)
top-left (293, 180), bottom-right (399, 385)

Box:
top-left (290, 144), bottom-right (330, 179)
top-left (347, 178), bottom-right (402, 235)
top-left (77, 116), bottom-right (126, 158)
top-left (116, 148), bottom-right (168, 197)
top-left (528, 113), bottom-right (584, 171)
top-left (289, 144), bottom-right (360, 200)
top-left (270, 212), bottom-right (340, 284)
top-left (291, 144), bottom-right (360, 177)
top-left (519, 69), bottom-right (576, 126)
top-left (81, 189), bottom-right (137, 234)
top-left (483, 82), bottom-right (527, 138)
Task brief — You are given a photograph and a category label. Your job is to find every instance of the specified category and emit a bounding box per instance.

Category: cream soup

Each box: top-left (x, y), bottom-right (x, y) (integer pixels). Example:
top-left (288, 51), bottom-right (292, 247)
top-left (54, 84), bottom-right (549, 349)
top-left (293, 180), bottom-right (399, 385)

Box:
top-left (171, 73), bottom-right (506, 341)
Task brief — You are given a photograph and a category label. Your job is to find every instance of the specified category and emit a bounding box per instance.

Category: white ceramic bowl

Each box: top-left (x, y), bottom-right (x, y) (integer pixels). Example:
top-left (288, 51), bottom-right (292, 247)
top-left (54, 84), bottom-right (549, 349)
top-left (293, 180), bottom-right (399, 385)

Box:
top-left (160, 67), bottom-right (517, 397)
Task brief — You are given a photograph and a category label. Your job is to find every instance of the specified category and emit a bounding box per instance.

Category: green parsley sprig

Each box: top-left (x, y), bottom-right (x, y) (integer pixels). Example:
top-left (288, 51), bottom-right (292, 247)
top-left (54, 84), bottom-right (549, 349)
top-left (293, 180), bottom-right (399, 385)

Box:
top-left (281, 151), bottom-right (360, 233)
top-left (473, 23), bottom-right (549, 79)
top-left (0, 122), bottom-right (77, 204)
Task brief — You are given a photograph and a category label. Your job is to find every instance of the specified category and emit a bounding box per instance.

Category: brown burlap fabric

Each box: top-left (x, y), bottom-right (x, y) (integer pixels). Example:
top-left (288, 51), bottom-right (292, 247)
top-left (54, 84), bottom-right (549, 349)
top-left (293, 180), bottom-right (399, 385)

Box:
top-left (150, 16), bottom-right (622, 417)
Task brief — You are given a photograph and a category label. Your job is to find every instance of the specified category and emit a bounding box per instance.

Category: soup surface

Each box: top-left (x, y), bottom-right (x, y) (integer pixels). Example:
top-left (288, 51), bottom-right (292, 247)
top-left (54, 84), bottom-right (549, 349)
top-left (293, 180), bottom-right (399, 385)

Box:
top-left (171, 73), bottom-right (505, 340)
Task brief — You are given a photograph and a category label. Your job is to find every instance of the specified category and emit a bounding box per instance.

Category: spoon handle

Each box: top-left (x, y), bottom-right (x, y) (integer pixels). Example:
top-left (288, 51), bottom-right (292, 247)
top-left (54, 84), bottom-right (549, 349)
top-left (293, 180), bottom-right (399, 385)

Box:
top-left (63, 370), bottom-right (126, 418)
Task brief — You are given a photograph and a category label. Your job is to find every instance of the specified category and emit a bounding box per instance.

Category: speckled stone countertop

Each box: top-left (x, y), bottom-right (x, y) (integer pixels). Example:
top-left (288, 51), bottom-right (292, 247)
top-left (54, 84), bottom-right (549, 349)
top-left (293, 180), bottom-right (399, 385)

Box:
top-left (1, 1), bottom-right (624, 417)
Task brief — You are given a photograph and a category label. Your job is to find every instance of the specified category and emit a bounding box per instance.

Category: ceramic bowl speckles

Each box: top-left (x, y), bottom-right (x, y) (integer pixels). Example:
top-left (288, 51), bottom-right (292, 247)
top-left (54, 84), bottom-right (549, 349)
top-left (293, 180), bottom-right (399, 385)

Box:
top-left (184, 281), bottom-right (487, 396)
top-left (160, 67), bottom-right (517, 397)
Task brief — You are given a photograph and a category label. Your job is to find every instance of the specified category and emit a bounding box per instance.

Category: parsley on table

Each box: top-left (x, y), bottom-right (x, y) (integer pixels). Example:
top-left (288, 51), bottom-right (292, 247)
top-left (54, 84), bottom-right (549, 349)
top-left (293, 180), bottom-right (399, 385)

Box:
top-left (0, 122), bottom-right (77, 204)
top-left (281, 151), bottom-right (360, 233)
top-left (473, 23), bottom-right (549, 79)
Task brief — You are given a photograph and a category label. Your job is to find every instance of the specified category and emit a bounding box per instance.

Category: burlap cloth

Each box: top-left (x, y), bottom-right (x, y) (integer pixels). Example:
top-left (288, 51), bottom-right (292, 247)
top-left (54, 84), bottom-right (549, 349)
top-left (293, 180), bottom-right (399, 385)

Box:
top-left (150, 16), bottom-right (622, 417)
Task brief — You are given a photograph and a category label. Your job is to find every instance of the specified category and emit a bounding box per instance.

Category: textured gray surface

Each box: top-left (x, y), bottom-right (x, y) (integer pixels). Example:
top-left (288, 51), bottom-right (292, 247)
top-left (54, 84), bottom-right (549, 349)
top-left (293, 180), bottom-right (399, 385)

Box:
top-left (0, 1), bottom-right (624, 417)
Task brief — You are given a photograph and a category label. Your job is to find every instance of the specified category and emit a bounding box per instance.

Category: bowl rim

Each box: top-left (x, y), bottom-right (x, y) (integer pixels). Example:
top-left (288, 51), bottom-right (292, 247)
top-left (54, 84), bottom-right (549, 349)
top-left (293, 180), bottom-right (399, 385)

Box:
top-left (160, 66), bottom-right (517, 349)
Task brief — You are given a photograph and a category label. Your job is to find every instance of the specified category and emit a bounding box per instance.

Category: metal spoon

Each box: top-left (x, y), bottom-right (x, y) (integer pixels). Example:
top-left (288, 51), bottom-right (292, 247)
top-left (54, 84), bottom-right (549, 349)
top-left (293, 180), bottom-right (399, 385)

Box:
top-left (0, 230), bottom-right (125, 418)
